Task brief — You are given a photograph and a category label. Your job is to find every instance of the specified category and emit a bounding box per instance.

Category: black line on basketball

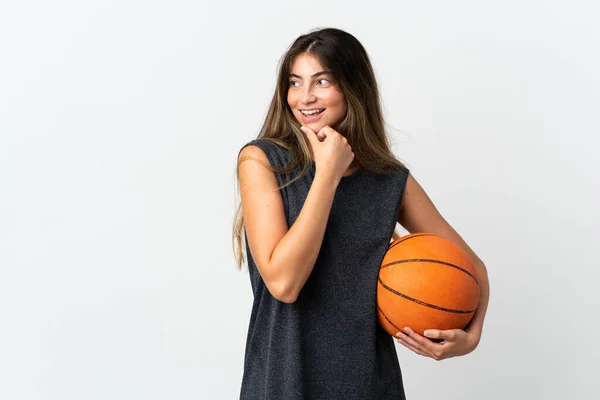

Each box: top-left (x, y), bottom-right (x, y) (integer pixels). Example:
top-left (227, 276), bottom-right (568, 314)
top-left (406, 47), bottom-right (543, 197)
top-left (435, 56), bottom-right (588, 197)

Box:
top-left (377, 304), bottom-right (401, 332)
top-left (389, 233), bottom-right (432, 250)
top-left (378, 277), bottom-right (477, 314)
top-left (381, 258), bottom-right (479, 285)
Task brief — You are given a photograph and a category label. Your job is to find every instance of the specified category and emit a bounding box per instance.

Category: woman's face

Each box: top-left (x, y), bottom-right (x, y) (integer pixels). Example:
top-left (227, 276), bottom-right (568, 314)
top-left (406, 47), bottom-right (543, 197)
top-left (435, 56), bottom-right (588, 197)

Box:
top-left (287, 53), bottom-right (347, 133)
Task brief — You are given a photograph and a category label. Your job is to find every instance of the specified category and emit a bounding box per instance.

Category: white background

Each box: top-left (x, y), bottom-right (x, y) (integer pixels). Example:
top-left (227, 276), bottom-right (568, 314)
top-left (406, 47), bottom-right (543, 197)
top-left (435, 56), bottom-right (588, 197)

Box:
top-left (1, 0), bottom-right (599, 399)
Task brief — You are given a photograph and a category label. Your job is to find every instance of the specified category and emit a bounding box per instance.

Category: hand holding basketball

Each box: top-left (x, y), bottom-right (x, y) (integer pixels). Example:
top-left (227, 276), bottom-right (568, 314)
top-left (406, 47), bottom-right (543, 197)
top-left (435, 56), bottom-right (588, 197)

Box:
top-left (376, 232), bottom-right (482, 360)
top-left (377, 233), bottom-right (480, 336)
top-left (395, 326), bottom-right (480, 361)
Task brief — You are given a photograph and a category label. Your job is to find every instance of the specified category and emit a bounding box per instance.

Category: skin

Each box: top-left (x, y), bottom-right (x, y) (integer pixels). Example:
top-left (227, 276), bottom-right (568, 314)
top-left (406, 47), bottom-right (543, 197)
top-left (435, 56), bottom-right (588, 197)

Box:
top-left (287, 53), bottom-right (347, 137)
top-left (395, 174), bottom-right (490, 360)
top-left (287, 53), bottom-right (359, 176)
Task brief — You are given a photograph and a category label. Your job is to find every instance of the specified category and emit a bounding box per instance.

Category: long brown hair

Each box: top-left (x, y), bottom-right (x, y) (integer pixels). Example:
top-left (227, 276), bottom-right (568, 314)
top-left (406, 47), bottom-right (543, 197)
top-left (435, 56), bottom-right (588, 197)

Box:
top-left (232, 27), bottom-right (408, 269)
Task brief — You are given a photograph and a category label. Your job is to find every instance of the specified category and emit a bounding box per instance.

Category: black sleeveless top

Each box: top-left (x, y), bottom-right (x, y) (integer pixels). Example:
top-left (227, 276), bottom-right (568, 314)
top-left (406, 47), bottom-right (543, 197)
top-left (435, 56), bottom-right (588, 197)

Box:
top-left (238, 139), bottom-right (410, 400)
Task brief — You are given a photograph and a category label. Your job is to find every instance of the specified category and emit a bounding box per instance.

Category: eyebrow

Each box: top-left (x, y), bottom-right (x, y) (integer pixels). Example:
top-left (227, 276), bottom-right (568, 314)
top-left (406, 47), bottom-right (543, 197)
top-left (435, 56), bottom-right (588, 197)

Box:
top-left (289, 70), bottom-right (332, 79)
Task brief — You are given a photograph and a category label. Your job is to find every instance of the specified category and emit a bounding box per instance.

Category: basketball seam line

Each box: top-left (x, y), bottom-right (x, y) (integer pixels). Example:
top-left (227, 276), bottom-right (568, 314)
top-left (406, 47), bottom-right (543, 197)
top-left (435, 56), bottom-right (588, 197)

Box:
top-left (378, 277), bottom-right (477, 314)
top-left (381, 258), bottom-right (480, 285)
top-left (377, 305), bottom-right (401, 332)
top-left (388, 233), bottom-right (431, 250)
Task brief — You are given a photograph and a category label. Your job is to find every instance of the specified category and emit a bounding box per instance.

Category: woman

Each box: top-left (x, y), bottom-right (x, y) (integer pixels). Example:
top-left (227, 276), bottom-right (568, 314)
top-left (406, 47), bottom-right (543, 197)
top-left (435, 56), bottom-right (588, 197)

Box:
top-left (232, 27), bottom-right (489, 400)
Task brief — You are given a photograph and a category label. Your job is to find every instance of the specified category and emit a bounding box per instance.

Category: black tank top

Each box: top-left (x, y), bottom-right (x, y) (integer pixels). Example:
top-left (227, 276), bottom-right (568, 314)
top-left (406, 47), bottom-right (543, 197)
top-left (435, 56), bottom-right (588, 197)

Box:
top-left (238, 139), bottom-right (410, 399)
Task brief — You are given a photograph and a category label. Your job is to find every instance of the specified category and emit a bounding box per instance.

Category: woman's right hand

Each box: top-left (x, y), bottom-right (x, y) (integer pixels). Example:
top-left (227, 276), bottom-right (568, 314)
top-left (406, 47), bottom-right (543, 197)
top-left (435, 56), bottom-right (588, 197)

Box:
top-left (301, 125), bottom-right (355, 184)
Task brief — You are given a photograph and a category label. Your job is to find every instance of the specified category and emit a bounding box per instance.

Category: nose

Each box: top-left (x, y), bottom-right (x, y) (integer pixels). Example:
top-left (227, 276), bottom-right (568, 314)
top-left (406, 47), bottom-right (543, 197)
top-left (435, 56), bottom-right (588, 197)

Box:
top-left (301, 85), bottom-right (317, 105)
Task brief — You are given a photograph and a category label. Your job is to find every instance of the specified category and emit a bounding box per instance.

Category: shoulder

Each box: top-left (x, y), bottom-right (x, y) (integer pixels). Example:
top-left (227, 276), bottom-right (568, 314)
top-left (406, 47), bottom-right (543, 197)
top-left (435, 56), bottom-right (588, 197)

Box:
top-left (386, 164), bottom-right (410, 185)
top-left (396, 164), bottom-right (410, 178)
top-left (237, 142), bottom-right (271, 172)
top-left (397, 171), bottom-right (484, 265)
top-left (238, 139), bottom-right (295, 172)
top-left (238, 139), bottom-right (290, 158)
top-left (238, 139), bottom-right (265, 156)
top-left (237, 145), bottom-right (280, 196)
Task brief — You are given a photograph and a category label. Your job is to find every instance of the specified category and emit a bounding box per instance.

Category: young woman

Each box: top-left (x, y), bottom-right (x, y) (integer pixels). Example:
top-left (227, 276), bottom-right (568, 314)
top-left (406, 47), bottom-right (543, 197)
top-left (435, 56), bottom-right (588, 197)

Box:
top-left (232, 27), bottom-right (489, 400)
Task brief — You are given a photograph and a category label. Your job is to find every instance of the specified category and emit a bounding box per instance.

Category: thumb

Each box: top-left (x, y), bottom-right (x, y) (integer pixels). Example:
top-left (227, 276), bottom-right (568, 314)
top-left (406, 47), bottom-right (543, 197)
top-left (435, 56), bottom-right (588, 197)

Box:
top-left (424, 329), bottom-right (457, 341)
top-left (300, 125), bottom-right (317, 142)
top-left (424, 330), bottom-right (441, 339)
top-left (300, 126), bottom-right (319, 160)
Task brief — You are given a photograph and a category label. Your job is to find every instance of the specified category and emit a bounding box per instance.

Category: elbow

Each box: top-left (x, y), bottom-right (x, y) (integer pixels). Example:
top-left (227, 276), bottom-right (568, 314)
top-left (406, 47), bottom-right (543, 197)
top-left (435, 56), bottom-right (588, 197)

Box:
top-left (268, 280), bottom-right (299, 304)
top-left (276, 292), bottom-right (298, 304)
top-left (260, 258), bottom-right (301, 303)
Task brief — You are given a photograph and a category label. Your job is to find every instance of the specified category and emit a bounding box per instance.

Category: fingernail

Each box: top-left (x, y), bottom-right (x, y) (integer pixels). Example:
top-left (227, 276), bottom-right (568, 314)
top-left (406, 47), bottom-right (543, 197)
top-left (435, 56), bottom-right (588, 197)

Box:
top-left (404, 327), bottom-right (410, 333)
top-left (300, 126), bottom-right (306, 132)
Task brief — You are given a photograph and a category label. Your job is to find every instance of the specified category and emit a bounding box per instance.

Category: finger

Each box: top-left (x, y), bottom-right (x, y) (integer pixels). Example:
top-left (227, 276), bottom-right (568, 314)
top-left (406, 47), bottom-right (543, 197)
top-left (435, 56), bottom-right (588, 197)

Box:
top-left (400, 329), bottom-right (433, 357)
top-left (319, 125), bottom-right (336, 138)
top-left (424, 329), bottom-right (458, 342)
top-left (422, 329), bottom-right (446, 344)
top-left (396, 334), bottom-right (429, 357)
top-left (300, 125), bottom-right (315, 134)
top-left (300, 126), bottom-right (319, 144)
top-left (399, 333), bottom-right (447, 361)
top-left (403, 327), bottom-right (439, 356)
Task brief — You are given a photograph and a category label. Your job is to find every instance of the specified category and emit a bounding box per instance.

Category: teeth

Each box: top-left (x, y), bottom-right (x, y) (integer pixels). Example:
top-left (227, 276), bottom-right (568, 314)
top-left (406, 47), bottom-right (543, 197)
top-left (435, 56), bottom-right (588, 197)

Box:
top-left (301, 109), bottom-right (324, 115)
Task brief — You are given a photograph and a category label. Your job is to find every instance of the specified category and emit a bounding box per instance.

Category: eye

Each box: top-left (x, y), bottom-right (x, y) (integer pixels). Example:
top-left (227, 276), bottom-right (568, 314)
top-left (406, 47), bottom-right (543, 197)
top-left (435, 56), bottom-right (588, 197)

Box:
top-left (289, 80), bottom-right (300, 87)
top-left (317, 79), bottom-right (331, 86)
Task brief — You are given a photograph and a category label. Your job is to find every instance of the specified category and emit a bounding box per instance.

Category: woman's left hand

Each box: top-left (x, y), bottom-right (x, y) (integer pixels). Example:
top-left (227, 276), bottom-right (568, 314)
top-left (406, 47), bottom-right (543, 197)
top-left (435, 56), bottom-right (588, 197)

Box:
top-left (395, 327), bottom-right (480, 361)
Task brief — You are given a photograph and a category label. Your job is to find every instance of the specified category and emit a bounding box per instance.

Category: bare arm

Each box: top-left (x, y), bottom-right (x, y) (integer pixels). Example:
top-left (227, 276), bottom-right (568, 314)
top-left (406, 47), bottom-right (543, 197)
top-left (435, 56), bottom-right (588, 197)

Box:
top-left (238, 145), bottom-right (338, 303)
top-left (398, 172), bottom-right (490, 342)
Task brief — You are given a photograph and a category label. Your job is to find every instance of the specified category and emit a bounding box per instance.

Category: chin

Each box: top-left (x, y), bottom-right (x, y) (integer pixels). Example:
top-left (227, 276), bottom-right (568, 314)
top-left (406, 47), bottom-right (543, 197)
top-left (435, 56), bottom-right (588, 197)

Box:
top-left (306, 122), bottom-right (325, 131)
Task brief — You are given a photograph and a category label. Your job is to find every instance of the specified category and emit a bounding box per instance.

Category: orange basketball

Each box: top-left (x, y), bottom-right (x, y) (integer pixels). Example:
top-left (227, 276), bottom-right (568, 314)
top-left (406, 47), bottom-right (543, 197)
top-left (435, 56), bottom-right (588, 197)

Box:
top-left (377, 233), bottom-right (480, 338)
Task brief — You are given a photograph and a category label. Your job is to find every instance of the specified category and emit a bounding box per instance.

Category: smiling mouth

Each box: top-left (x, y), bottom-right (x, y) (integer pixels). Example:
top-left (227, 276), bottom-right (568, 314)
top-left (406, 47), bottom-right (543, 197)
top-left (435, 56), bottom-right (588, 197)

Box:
top-left (300, 109), bottom-right (325, 116)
